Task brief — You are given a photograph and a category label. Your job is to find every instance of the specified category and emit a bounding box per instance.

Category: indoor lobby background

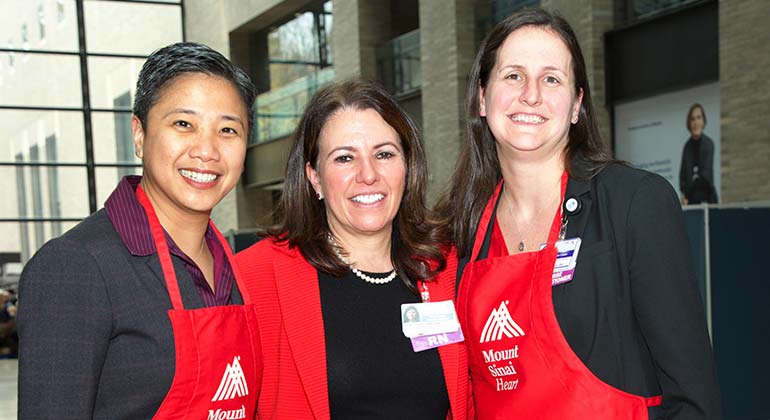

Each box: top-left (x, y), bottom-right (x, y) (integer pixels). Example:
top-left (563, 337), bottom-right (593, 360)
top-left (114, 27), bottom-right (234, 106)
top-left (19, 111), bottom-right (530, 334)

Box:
top-left (1, 1), bottom-right (768, 419)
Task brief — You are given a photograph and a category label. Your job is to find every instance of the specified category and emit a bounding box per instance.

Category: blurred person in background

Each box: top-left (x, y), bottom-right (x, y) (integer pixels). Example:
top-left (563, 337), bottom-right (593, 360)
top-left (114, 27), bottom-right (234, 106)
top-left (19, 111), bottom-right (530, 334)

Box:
top-left (680, 103), bottom-right (718, 204)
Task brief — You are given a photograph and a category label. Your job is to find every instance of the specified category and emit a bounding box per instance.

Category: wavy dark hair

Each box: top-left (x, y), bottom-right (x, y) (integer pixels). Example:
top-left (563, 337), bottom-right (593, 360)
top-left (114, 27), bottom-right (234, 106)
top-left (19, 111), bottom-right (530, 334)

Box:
top-left (266, 79), bottom-right (445, 288)
top-left (435, 8), bottom-right (614, 258)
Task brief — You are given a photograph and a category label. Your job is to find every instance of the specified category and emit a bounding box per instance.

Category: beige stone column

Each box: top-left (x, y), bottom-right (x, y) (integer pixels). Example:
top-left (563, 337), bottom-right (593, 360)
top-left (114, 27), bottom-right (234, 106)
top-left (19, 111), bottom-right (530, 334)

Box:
top-left (719, 0), bottom-right (770, 202)
top-left (419, 0), bottom-right (477, 202)
top-left (331, 0), bottom-right (391, 81)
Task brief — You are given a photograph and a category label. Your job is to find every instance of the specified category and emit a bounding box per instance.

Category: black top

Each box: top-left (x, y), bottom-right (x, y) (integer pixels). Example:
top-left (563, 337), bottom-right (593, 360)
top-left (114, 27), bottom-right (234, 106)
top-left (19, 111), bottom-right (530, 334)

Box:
top-left (319, 270), bottom-right (449, 420)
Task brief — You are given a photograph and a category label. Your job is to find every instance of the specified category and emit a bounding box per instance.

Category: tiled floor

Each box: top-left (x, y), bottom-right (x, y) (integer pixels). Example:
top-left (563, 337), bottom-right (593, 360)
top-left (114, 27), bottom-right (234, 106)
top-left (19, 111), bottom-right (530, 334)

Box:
top-left (0, 359), bottom-right (17, 419)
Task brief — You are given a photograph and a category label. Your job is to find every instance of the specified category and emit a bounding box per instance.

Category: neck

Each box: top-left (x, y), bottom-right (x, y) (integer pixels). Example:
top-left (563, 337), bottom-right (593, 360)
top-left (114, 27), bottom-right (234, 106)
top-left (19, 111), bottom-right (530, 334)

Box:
top-left (140, 178), bottom-right (209, 256)
top-left (330, 226), bottom-right (393, 272)
top-left (498, 149), bottom-right (564, 218)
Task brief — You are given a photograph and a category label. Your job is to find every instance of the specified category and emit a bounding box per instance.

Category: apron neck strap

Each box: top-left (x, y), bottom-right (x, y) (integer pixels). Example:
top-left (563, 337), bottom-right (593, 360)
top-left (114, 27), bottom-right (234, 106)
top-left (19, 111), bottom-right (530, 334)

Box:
top-left (469, 171), bottom-right (569, 262)
top-left (470, 181), bottom-right (504, 262)
top-left (136, 184), bottom-right (186, 310)
top-left (545, 171), bottom-right (569, 247)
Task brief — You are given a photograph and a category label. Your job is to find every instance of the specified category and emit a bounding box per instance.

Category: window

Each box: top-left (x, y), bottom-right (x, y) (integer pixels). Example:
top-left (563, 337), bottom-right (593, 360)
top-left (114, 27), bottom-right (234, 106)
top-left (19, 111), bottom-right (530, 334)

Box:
top-left (253, 0), bottom-right (334, 143)
top-left (38, 1), bottom-right (46, 40)
top-left (57, 0), bottom-right (65, 23)
top-left (0, 0), bottom-right (183, 276)
top-left (45, 136), bottom-right (61, 237)
top-left (113, 92), bottom-right (134, 178)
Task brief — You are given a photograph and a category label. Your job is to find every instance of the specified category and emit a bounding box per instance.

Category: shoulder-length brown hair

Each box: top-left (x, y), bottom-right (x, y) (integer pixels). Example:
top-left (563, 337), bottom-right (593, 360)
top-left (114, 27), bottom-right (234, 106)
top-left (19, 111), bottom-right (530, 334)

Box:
top-left (435, 8), bottom-right (615, 258)
top-left (266, 79), bottom-right (445, 288)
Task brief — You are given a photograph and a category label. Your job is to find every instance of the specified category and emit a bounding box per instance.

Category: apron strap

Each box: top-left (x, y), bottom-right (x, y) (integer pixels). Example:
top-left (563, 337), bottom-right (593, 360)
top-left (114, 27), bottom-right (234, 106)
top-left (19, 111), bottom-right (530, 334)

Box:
top-left (208, 221), bottom-right (252, 305)
top-left (136, 184), bottom-right (185, 310)
top-left (545, 171), bottom-right (570, 248)
top-left (470, 181), bottom-right (504, 263)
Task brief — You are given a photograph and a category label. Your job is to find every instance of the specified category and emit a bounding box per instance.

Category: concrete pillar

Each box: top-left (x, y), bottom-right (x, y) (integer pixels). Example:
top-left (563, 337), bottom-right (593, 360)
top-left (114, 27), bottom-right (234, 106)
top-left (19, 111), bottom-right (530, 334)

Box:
top-left (331, 0), bottom-right (391, 81)
top-left (419, 0), bottom-right (477, 201)
top-left (719, 0), bottom-right (770, 202)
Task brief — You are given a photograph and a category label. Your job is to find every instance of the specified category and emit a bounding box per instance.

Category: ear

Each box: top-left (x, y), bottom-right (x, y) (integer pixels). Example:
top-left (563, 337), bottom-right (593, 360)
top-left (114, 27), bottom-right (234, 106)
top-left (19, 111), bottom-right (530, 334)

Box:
top-left (132, 116), bottom-right (145, 159)
top-left (571, 88), bottom-right (584, 124)
top-left (478, 85), bottom-right (487, 117)
top-left (305, 161), bottom-right (322, 198)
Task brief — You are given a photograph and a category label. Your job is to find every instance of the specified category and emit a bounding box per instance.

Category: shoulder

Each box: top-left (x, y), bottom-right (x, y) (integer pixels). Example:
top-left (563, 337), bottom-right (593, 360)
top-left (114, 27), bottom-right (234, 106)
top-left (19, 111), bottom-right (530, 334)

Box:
top-left (235, 236), bottom-right (301, 278)
top-left (24, 210), bottom-right (123, 273)
top-left (592, 164), bottom-right (678, 203)
top-left (236, 236), bottom-right (293, 263)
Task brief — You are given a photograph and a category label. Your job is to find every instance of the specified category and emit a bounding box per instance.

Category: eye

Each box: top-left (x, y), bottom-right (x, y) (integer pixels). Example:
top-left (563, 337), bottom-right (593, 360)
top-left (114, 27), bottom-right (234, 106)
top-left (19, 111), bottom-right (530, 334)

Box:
top-left (376, 150), bottom-right (396, 160)
top-left (221, 127), bottom-right (239, 135)
top-left (174, 120), bottom-right (192, 128)
top-left (334, 154), bottom-right (353, 163)
top-left (544, 75), bottom-right (560, 84)
top-left (505, 72), bottom-right (522, 81)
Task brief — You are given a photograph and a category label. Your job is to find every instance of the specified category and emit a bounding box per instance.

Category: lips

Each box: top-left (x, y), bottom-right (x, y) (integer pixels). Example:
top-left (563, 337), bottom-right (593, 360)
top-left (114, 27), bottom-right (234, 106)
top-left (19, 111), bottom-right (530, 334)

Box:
top-left (351, 193), bottom-right (385, 204)
top-left (509, 113), bottom-right (546, 124)
top-left (179, 169), bottom-right (219, 183)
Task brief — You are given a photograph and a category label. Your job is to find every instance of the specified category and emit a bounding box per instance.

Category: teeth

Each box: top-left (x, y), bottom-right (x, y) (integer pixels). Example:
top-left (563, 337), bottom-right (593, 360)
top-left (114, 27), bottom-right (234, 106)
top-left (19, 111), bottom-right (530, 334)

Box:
top-left (180, 169), bottom-right (218, 183)
top-left (352, 194), bottom-right (384, 204)
top-left (511, 114), bottom-right (545, 123)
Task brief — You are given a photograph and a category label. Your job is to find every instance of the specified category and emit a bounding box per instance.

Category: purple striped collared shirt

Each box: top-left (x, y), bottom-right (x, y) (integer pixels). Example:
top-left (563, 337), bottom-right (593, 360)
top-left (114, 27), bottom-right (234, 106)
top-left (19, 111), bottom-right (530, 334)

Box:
top-left (104, 176), bottom-right (234, 307)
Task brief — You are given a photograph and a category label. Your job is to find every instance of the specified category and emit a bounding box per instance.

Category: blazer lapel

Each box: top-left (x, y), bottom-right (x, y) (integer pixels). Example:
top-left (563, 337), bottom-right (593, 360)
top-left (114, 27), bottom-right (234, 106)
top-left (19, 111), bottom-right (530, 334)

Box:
top-left (564, 174), bottom-right (593, 241)
top-left (274, 249), bottom-right (330, 420)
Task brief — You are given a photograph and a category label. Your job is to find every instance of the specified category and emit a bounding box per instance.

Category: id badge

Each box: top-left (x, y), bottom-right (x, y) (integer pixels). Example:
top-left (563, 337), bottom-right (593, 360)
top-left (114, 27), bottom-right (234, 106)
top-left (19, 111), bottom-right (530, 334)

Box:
top-left (401, 301), bottom-right (464, 352)
top-left (552, 238), bottom-right (581, 286)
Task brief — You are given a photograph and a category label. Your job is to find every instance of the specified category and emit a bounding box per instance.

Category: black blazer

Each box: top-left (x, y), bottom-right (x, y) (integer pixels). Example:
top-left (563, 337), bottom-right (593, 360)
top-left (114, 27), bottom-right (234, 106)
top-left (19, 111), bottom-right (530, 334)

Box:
top-left (17, 209), bottom-right (243, 420)
top-left (462, 163), bottom-right (722, 420)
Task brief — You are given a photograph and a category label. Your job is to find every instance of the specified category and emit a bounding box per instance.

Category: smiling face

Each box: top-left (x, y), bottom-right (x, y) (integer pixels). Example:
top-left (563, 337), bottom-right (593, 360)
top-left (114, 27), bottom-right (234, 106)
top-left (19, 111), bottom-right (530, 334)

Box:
top-left (306, 108), bottom-right (406, 240)
top-left (133, 73), bottom-right (248, 220)
top-left (479, 26), bottom-right (583, 159)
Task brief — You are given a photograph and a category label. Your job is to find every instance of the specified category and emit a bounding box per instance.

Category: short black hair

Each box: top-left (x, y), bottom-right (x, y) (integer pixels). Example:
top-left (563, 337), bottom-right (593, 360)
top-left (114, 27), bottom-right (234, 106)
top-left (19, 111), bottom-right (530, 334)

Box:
top-left (133, 42), bottom-right (257, 138)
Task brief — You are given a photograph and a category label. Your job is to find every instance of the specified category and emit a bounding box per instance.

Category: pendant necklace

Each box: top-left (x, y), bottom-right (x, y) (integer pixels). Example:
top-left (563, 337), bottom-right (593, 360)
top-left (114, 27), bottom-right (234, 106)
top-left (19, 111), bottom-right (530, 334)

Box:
top-left (503, 188), bottom-right (559, 253)
top-left (503, 191), bottom-right (527, 252)
top-left (327, 234), bottom-right (397, 284)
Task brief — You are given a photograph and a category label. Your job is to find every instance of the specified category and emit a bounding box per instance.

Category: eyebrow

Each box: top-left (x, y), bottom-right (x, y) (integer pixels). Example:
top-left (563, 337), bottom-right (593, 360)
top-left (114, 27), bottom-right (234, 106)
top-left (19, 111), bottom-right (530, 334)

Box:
top-left (498, 64), bottom-right (568, 75)
top-left (324, 141), bottom-right (402, 158)
top-left (163, 108), bottom-right (245, 128)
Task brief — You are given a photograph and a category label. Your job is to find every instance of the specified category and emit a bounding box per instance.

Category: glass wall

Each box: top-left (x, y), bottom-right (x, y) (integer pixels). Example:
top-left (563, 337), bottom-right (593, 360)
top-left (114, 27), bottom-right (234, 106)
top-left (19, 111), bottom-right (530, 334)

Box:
top-left (475, 0), bottom-right (539, 43)
top-left (253, 0), bottom-right (333, 144)
top-left (0, 0), bottom-right (183, 282)
top-left (376, 29), bottom-right (421, 97)
top-left (624, 0), bottom-right (705, 22)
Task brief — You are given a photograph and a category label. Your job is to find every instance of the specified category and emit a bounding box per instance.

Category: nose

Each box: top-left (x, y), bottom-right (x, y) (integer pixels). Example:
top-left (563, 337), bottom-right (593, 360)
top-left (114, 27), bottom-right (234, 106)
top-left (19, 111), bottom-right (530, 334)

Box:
top-left (520, 78), bottom-right (542, 106)
top-left (189, 129), bottom-right (220, 162)
top-left (355, 156), bottom-right (379, 185)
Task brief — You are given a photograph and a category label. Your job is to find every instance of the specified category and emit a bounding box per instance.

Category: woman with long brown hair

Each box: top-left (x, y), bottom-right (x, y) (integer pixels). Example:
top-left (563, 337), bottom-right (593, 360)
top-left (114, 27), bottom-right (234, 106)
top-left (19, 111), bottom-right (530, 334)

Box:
top-left (237, 79), bottom-right (470, 420)
top-left (435, 8), bottom-right (721, 419)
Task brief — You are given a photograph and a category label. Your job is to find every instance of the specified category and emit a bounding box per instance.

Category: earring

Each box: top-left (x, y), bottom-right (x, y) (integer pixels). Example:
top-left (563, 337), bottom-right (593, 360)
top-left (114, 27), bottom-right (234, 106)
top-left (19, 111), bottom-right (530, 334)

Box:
top-left (571, 115), bottom-right (579, 124)
top-left (316, 191), bottom-right (323, 200)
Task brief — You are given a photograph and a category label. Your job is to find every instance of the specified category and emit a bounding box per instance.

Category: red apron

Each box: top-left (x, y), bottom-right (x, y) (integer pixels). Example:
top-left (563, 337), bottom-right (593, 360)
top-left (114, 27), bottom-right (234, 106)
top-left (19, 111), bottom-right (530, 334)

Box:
top-left (136, 186), bottom-right (261, 420)
top-left (457, 177), bottom-right (661, 419)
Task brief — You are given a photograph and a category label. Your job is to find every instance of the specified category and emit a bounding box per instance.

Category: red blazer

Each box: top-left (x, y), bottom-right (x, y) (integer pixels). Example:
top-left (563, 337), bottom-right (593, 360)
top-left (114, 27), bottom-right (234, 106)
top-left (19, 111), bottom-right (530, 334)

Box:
top-left (236, 238), bottom-right (471, 420)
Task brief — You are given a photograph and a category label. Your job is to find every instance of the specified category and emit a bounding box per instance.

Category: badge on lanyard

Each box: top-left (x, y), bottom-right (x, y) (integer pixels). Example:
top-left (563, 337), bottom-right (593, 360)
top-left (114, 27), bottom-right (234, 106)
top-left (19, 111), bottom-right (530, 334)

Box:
top-left (552, 238), bottom-right (581, 286)
top-left (401, 300), bottom-right (465, 352)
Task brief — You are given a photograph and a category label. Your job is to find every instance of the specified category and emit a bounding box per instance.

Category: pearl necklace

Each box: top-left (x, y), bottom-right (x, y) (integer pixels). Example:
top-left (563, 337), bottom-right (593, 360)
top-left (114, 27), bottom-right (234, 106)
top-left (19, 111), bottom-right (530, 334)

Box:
top-left (327, 234), bottom-right (397, 285)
